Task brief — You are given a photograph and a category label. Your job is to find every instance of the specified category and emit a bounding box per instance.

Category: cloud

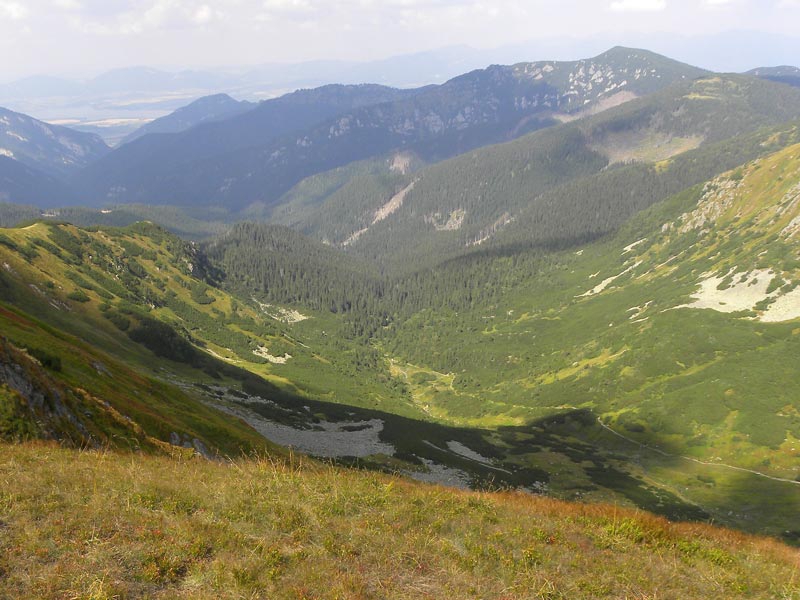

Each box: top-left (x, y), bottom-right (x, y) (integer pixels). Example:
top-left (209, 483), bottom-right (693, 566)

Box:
top-left (0, 1), bottom-right (28, 19)
top-left (256, 0), bottom-right (315, 23)
top-left (192, 4), bottom-right (223, 24)
top-left (262, 0), bottom-right (313, 11)
top-left (609, 0), bottom-right (666, 11)
top-left (70, 0), bottom-right (234, 35)
top-left (52, 0), bottom-right (83, 9)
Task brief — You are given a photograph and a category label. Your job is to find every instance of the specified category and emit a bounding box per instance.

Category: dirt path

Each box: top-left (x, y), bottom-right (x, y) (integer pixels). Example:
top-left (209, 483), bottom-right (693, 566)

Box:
top-left (597, 418), bottom-right (800, 486)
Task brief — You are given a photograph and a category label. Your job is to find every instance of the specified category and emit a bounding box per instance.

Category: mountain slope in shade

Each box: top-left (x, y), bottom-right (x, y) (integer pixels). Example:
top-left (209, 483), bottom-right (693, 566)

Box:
top-left (74, 47), bottom-right (706, 210)
top-left (120, 93), bottom-right (255, 145)
top-left (749, 65), bottom-right (800, 88)
top-left (0, 107), bottom-right (109, 175)
top-left (76, 83), bottom-right (422, 205)
top-left (0, 156), bottom-right (76, 207)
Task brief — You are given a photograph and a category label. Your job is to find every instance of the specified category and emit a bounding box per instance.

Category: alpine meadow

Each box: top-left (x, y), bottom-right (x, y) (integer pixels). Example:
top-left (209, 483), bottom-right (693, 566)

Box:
top-left (1, 4), bottom-right (800, 598)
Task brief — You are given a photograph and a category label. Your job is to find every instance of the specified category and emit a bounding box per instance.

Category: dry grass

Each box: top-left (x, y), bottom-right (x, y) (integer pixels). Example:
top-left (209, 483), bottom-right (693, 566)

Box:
top-left (0, 442), bottom-right (798, 599)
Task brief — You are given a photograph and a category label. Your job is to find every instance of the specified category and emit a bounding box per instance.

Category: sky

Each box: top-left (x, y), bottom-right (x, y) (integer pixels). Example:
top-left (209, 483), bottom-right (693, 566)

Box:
top-left (2, 0), bottom-right (800, 79)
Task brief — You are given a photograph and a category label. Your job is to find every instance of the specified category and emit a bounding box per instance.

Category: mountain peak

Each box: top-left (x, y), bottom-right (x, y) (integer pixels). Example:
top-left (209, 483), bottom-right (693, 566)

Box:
top-left (119, 93), bottom-right (253, 145)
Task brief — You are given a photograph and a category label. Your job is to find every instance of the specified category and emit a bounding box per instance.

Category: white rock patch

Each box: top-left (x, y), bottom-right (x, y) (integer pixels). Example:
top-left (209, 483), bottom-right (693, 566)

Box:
top-left (579, 261), bottom-right (642, 297)
top-left (426, 208), bottom-right (466, 231)
top-left (389, 153), bottom-right (412, 175)
top-left (760, 287), bottom-right (800, 322)
top-left (622, 238), bottom-right (646, 254)
top-left (446, 441), bottom-right (492, 464)
top-left (408, 458), bottom-right (471, 489)
top-left (253, 298), bottom-right (309, 323)
top-left (253, 345), bottom-right (291, 364)
top-left (680, 269), bottom-right (774, 313)
top-left (372, 180), bottom-right (415, 224)
top-left (219, 401), bottom-right (395, 458)
top-left (341, 227), bottom-right (369, 247)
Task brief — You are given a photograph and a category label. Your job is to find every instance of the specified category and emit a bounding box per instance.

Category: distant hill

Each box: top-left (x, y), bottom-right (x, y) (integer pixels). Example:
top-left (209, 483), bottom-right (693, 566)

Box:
top-left (120, 93), bottom-right (255, 145)
top-left (74, 47), bottom-right (706, 211)
top-left (0, 106), bottom-right (108, 176)
top-left (749, 65), bottom-right (800, 88)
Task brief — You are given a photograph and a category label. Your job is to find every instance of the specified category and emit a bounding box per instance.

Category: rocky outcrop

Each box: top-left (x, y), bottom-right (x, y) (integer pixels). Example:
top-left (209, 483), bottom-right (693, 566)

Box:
top-left (0, 337), bottom-right (89, 443)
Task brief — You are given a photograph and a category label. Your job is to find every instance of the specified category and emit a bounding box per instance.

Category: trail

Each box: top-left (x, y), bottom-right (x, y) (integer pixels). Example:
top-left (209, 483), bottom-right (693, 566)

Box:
top-left (597, 418), bottom-right (800, 486)
top-left (421, 440), bottom-right (513, 475)
top-left (389, 360), bottom-right (432, 417)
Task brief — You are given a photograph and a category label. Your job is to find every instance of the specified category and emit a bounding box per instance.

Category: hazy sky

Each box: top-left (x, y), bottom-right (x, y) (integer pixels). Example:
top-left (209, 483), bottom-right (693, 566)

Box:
top-left (2, 0), bottom-right (800, 78)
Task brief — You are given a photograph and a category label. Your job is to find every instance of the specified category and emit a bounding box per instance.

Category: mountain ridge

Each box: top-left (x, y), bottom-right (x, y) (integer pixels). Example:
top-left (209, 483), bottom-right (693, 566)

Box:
top-left (73, 47), bottom-right (706, 211)
top-left (271, 74), bottom-right (800, 271)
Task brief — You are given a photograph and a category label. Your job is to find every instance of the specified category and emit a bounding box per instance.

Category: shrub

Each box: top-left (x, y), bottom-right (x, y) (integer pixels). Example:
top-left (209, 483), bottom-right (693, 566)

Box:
top-left (67, 289), bottom-right (90, 303)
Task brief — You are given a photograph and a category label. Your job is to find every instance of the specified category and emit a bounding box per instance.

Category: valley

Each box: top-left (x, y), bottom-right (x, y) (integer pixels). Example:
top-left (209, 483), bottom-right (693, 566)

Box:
top-left (3, 136), bottom-right (800, 541)
top-left (2, 40), bottom-right (800, 598)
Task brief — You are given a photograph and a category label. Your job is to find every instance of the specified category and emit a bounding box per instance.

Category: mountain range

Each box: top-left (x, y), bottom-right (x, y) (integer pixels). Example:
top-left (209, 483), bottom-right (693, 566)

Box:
top-left (74, 47), bottom-right (709, 211)
top-left (3, 47), bottom-right (799, 219)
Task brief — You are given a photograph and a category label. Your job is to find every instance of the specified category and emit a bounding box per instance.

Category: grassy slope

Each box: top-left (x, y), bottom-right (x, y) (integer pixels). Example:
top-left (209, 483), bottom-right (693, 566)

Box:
top-left (0, 221), bottom-right (418, 457)
top-left (1, 442), bottom-right (798, 600)
top-left (0, 308), bottom-right (270, 457)
top-left (0, 222), bottom-right (410, 412)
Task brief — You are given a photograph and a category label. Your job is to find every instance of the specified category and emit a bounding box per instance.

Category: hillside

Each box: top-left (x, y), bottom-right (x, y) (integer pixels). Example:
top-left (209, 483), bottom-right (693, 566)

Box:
top-left (750, 65), bottom-right (800, 88)
top-left (6, 135), bottom-right (800, 542)
top-left (0, 221), bottom-right (425, 466)
top-left (0, 219), bottom-right (754, 532)
top-left (75, 84), bottom-right (423, 206)
top-left (0, 157), bottom-right (77, 207)
top-left (0, 221), bottom-right (575, 494)
top-left (0, 202), bottom-right (229, 239)
top-left (1, 442), bottom-right (797, 599)
top-left (74, 47), bottom-right (703, 211)
top-left (0, 106), bottom-right (109, 175)
top-left (375, 140), bottom-right (800, 540)
top-left (16, 136), bottom-right (797, 540)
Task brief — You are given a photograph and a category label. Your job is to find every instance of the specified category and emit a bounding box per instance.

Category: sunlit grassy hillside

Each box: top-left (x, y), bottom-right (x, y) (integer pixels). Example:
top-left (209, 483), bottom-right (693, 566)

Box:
top-left (1, 442), bottom-right (798, 600)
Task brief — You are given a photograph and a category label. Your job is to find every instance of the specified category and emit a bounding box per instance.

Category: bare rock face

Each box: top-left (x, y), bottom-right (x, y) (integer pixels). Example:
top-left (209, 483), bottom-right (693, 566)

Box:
top-left (0, 337), bottom-right (89, 442)
top-left (169, 430), bottom-right (215, 459)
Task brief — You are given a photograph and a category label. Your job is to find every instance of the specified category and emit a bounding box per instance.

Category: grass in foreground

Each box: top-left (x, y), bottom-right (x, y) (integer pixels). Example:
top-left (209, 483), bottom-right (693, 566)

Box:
top-left (0, 443), bottom-right (798, 599)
